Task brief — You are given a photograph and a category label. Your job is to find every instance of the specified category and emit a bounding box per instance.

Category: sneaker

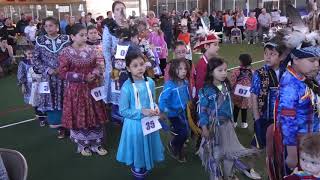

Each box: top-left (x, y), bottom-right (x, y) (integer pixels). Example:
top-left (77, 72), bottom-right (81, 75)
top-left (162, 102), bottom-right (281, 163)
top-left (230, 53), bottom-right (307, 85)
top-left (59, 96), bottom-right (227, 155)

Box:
top-left (177, 152), bottom-right (187, 163)
top-left (243, 168), bottom-right (261, 179)
top-left (57, 129), bottom-right (65, 139)
top-left (166, 142), bottom-right (178, 160)
top-left (39, 120), bottom-right (46, 127)
top-left (233, 122), bottom-right (238, 128)
top-left (241, 122), bottom-right (248, 129)
top-left (81, 148), bottom-right (92, 156)
top-left (96, 146), bottom-right (108, 156)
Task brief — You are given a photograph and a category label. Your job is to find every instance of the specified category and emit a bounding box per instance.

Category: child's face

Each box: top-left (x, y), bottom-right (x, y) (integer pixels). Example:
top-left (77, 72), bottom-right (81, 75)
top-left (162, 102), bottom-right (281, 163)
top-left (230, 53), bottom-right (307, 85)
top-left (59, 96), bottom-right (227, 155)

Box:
top-left (182, 26), bottom-right (188, 33)
top-left (264, 48), bottom-right (281, 68)
top-left (127, 57), bottom-right (146, 79)
top-left (174, 45), bottom-right (187, 59)
top-left (205, 42), bottom-right (219, 57)
top-left (300, 152), bottom-right (320, 176)
top-left (212, 63), bottom-right (228, 83)
top-left (176, 62), bottom-right (187, 80)
top-left (113, 3), bottom-right (126, 20)
top-left (294, 57), bottom-right (319, 78)
top-left (71, 29), bottom-right (87, 46)
top-left (44, 20), bottom-right (58, 36)
top-left (0, 40), bottom-right (7, 47)
top-left (87, 29), bottom-right (99, 42)
top-left (25, 50), bottom-right (33, 59)
top-left (152, 25), bottom-right (159, 32)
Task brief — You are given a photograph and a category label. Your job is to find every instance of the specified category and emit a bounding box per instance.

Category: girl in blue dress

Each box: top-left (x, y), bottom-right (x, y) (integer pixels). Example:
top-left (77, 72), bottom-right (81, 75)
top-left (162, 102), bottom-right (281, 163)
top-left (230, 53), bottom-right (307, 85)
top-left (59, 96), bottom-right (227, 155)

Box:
top-left (116, 46), bottom-right (164, 180)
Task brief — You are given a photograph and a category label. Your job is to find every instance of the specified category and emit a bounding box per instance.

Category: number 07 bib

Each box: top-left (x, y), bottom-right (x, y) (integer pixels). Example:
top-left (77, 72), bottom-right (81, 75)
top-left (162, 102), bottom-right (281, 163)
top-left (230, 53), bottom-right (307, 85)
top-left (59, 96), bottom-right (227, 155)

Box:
top-left (234, 84), bottom-right (251, 98)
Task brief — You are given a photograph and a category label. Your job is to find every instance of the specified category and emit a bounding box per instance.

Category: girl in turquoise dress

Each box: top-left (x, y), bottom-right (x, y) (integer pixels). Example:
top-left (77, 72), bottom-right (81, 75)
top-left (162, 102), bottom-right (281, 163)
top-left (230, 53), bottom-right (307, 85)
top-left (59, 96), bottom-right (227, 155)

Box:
top-left (116, 45), bottom-right (164, 180)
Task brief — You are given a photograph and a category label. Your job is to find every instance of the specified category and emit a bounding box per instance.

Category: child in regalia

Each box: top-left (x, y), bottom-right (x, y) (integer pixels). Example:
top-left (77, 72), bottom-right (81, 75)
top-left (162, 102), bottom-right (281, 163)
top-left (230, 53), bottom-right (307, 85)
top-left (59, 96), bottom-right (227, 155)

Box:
top-left (284, 134), bottom-right (320, 180)
top-left (198, 57), bottom-right (257, 180)
top-left (276, 45), bottom-right (320, 174)
top-left (164, 41), bottom-right (196, 98)
top-left (116, 45), bottom-right (164, 180)
top-left (86, 25), bottom-right (105, 84)
top-left (17, 46), bottom-right (47, 127)
top-left (194, 31), bottom-right (220, 94)
top-left (159, 58), bottom-right (191, 163)
top-left (32, 17), bottom-right (70, 138)
top-left (136, 20), bottom-right (161, 78)
top-left (148, 21), bottom-right (168, 76)
top-left (58, 24), bottom-right (108, 156)
top-left (250, 40), bottom-right (287, 149)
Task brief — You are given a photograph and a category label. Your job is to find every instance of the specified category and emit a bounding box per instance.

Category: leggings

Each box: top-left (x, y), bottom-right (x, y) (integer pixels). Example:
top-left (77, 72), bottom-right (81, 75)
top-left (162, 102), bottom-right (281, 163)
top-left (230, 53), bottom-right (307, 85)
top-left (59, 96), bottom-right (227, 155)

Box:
top-left (233, 105), bottom-right (247, 123)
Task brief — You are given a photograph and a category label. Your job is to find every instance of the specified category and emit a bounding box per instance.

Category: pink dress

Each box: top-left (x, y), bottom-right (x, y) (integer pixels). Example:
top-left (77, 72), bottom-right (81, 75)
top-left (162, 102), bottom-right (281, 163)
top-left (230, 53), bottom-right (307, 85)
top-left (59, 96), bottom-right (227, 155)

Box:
top-left (58, 46), bottom-right (107, 129)
top-left (148, 31), bottom-right (168, 59)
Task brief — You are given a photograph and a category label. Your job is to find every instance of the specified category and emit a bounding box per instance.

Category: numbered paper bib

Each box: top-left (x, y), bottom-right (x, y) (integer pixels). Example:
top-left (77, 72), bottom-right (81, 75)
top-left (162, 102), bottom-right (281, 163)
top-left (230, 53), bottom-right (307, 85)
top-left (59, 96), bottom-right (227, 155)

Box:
top-left (153, 66), bottom-right (162, 76)
top-left (91, 86), bottom-right (106, 101)
top-left (155, 46), bottom-right (161, 53)
top-left (234, 84), bottom-right (251, 98)
top-left (141, 116), bottom-right (162, 136)
top-left (115, 45), bottom-right (129, 59)
top-left (39, 82), bottom-right (50, 94)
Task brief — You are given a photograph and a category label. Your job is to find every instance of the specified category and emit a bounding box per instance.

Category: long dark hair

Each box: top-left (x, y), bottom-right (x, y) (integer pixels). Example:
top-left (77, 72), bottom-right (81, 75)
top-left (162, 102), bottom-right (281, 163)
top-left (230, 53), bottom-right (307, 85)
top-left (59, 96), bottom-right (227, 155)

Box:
top-left (125, 45), bottom-right (148, 83)
top-left (70, 23), bottom-right (86, 36)
top-left (204, 57), bottom-right (231, 91)
top-left (169, 58), bottom-right (190, 83)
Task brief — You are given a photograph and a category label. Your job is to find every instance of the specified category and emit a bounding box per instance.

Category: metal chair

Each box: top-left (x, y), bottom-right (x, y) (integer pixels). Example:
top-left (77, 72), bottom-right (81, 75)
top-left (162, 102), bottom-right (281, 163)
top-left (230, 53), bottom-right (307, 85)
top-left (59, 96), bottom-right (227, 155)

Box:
top-left (0, 148), bottom-right (28, 180)
top-left (230, 27), bottom-right (242, 44)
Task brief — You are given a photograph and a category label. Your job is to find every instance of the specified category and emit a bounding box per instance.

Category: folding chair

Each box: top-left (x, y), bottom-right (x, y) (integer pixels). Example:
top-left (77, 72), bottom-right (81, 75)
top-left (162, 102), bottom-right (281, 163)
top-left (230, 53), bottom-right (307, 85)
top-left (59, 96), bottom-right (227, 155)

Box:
top-left (0, 148), bottom-right (28, 180)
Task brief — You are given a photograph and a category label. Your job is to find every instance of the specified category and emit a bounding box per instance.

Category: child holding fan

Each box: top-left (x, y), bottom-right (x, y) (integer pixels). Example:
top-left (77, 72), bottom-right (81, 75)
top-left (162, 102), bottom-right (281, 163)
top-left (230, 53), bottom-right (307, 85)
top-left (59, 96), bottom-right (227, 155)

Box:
top-left (159, 58), bottom-right (191, 163)
top-left (58, 24), bottom-right (108, 156)
top-left (116, 45), bottom-right (164, 180)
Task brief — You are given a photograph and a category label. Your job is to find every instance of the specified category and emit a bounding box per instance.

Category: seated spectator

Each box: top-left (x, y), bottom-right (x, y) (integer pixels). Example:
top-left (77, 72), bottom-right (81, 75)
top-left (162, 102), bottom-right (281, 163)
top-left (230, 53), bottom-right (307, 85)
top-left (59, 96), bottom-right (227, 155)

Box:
top-left (258, 8), bottom-right (271, 40)
top-left (0, 37), bottom-right (13, 75)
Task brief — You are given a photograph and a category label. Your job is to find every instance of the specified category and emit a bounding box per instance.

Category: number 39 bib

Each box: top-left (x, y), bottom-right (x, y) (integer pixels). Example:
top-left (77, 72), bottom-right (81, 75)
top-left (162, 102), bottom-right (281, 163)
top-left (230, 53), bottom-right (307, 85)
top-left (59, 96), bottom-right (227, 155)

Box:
top-left (141, 116), bottom-right (162, 136)
top-left (234, 84), bottom-right (251, 98)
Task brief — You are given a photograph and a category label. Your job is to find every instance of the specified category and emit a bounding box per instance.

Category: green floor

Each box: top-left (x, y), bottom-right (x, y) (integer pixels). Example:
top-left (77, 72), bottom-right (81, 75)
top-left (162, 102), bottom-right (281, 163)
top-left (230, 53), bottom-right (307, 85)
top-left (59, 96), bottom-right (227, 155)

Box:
top-left (0, 44), bottom-right (268, 180)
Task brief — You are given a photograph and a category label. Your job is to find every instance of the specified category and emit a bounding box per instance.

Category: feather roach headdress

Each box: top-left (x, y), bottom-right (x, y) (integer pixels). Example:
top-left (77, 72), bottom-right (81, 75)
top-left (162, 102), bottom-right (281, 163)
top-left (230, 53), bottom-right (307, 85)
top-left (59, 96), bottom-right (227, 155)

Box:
top-left (193, 18), bottom-right (222, 50)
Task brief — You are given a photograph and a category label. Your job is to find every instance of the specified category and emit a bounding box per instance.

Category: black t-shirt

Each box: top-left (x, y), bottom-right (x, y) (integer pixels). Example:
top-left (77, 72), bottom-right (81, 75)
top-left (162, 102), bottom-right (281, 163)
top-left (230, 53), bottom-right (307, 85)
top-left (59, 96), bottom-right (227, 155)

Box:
top-left (0, 25), bottom-right (17, 45)
top-left (16, 19), bottom-right (29, 34)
